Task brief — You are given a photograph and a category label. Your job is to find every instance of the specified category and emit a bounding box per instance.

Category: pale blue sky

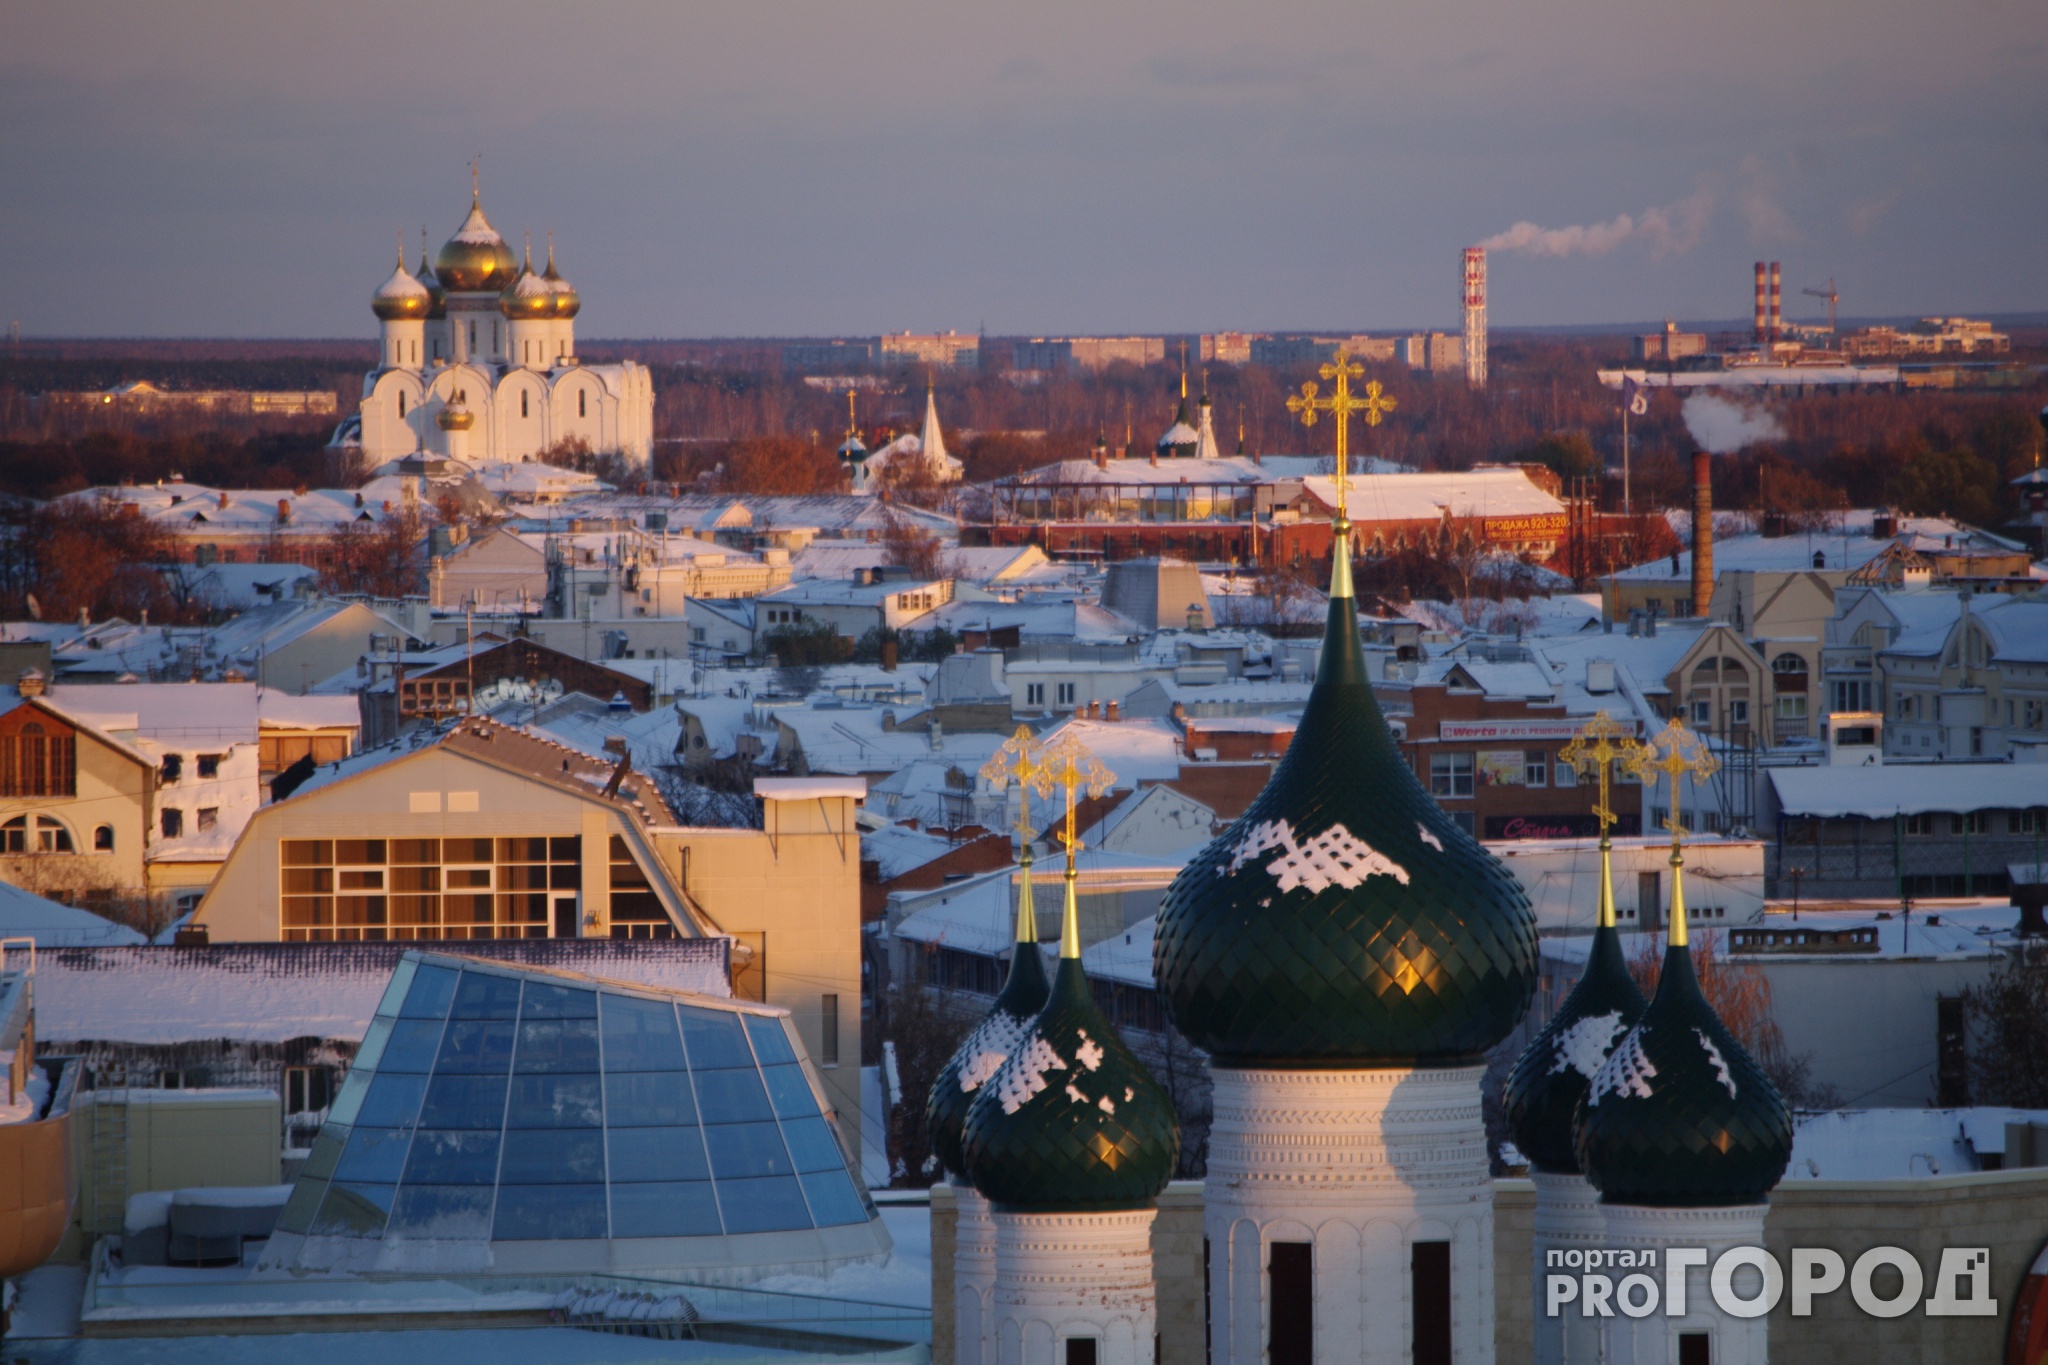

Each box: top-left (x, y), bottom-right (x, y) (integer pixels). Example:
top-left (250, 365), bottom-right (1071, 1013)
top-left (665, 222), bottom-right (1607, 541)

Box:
top-left (2, 0), bottom-right (2042, 337)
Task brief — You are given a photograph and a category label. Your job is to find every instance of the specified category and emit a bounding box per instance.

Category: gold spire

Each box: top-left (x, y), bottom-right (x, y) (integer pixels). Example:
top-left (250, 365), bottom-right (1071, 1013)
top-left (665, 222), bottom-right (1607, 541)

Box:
top-left (1023, 730), bottom-right (1116, 959)
top-left (1286, 351), bottom-right (1396, 600)
top-left (1628, 718), bottom-right (1720, 948)
top-left (980, 726), bottom-right (1053, 945)
top-left (523, 231), bottom-right (533, 272)
top-left (471, 155), bottom-right (481, 206)
top-left (1561, 710), bottom-right (1646, 930)
top-left (396, 229), bottom-right (408, 270)
top-left (545, 229), bottom-right (556, 274)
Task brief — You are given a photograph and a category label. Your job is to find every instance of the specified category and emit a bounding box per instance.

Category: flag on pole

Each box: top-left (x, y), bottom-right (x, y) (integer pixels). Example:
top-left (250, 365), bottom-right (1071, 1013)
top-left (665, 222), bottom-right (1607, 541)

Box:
top-left (1622, 376), bottom-right (1649, 416)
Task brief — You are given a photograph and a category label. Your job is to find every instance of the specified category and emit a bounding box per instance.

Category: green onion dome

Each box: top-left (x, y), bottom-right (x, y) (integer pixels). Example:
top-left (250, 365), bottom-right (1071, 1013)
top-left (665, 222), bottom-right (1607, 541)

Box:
top-left (1156, 392), bottom-right (1199, 460)
top-left (961, 956), bottom-right (1180, 1211)
top-left (1502, 861), bottom-right (1646, 1173)
top-left (1574, 872), bottom-right (1791, 1206)
top-left (1152, 537), bottom-right (1537, 1066)
top-left (926, 854), bottom-right (1051, 1181)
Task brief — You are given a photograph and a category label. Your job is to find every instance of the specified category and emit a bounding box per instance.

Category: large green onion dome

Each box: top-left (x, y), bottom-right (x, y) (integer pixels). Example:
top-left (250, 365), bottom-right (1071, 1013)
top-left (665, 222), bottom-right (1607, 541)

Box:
top-left (1152, 534), bottom-right (1537, 1066)
top-left (1574, 868), bottom-right (1791, 1207)
top-left (1502, 846), bottom-right (1646, 1173)
top-left (962, 870), bottom-right (1179, 1211)
top-left (926, 853), bottom-right (1051, 1181)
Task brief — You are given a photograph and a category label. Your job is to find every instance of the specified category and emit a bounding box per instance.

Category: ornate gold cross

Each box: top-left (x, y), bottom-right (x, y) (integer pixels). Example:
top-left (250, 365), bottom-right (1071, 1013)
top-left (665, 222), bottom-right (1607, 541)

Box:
top-left (979, 725), bottom-right (1049, 845)
top-left (1559, 710), bottom-right (1644, 845)
top-left (1031, 729), bottom-right (1116, 870)
top-left (1628, 717), bottom-right (1720, 848)
top-left (1286, 351), bottom-right (1395, 512)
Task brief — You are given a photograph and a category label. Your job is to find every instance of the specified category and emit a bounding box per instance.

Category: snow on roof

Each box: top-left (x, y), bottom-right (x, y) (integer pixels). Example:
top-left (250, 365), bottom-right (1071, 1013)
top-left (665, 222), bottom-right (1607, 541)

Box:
top-left (1539, 908), bottom-right (2002, 964)
top-left (533, 702), bottom-right (685, 772)
top-left (1031, 716), bottom-right (1184, 783)
top-left (1612, 511), bottom-right (2023, 584)
top-left (1787, 1108), bottom-right (2048, 1181)
top-left (919, 598), bottom-right (1131, 642)
top-left (1301, 468), bottom-right (1564, 523)
top-left (33, 941), bottom-right (728, 1046)
top-left (861, 824), bottom-right (964, 880)
top-left (755, 776), bottom-right (867, 801)
top-left (40, 682), bottom-right (357, 746)
top-left (1768, 761), bottom-right (2048, 820)
top-left (0, 884), bottom-right (145, 946)
top-left (770, 707), bottom-right (1003, 776)
top-left (162, 562), bottom-right (320, 611)
top-left (1081, 914), bottom-right (1156, 987)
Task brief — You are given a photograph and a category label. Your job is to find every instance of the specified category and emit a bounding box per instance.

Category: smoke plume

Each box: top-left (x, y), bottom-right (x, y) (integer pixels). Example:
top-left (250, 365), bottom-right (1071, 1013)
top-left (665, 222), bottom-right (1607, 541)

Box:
top-left (1481, 186), bottom-right (1713, 259)
top-left (1681, 391), bottom-right (1784, 454)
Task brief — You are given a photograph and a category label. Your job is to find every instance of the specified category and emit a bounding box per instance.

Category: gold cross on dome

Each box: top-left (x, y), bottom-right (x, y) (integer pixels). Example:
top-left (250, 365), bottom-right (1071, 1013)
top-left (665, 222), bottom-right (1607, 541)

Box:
top-left (1285, 352), bottom-right (1394, 518)
top-left (1628, 717), bottom-right (1720, 848)
top-left (1031, 729), bottom-right (1116, 869)
top-left (979, 725), bottom-right (1049, 844)
top-left (1559, 710), bottom-right (1644, 845)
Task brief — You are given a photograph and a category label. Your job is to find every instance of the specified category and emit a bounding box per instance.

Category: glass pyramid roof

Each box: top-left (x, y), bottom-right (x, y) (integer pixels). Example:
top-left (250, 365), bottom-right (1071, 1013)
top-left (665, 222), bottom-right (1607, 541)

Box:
top-left (264, 951), bottom-right (883, 1276)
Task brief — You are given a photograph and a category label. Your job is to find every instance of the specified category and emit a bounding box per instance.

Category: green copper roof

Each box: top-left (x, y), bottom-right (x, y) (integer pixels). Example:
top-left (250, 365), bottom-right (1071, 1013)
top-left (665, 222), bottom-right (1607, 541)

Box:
top-left (1574, 868), bottom-right (1791, 1206)
top-left (1152, 561), bottom-right (1537, 1066)
top-left (1503, 923), bottom-right (1646, 1174)
top-left (926, 856), bottom-right (1050, 1181)
top-left (960, 958), bottom-right (1179, 1212)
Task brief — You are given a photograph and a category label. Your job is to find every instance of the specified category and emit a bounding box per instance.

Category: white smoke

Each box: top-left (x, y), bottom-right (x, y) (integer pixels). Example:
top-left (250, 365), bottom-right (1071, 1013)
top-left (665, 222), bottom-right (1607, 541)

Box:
top-left (1682, 392), bottom-right (1784, 454)
top-left (1481, 186), bottom-right (1713, 260)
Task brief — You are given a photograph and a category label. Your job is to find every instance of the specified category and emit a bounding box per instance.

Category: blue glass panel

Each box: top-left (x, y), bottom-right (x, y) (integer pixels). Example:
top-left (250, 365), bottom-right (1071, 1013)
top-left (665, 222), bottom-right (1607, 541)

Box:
top-left (677, 1006), bottom-right (752, 1069)
top-left (703, 1121), bottom-right (794, 1179)
top-left (715, 1176), bottom-right (810, 1233)
top-left (520, 983), bottom-right (598, 1020)
top-left (419, 1073), bottom-right (509, 1130)
top-left (379, 1018), bottom-right (446, 1074)
top-left (312, 1181), bottom-right (394, 1237)
top-left (449, 970), bottom-right (523, 1019)
top-left (402, 1129), bottom-right (501, 1185)
top-left (600, 996), bottom-right (685, 1072)
top-left (799, 1170), bottom-right (869, 1227)
top-left (693, 1067), bottom-right (772, 1122)
top-left (357, 1072), bottom-right (428, 1129)
top-left (501, 1129), bottom-right (605, 1184)
top-left (400, 963), bottom-right (460, 1019)
top-left (276, 1177), bottom-right (326, 1235)
top-left (301, 1125), bottom-right (348, 1181)
top-left (606, 1126), bottom-right (709, 1183)
top-left (779, 1115), bottom-right (848, 1174)
top-left (388, 1184), bottom-right (493, 1239)
top-left (493, 1183), bottom-right (607, 1240)
top-left (505, 1074), bottom-right (603, 1128)
top-left (351, 1015), bottom-right (396, 1077)
top-left (436, 1020), bottom-right (515, 1074)
top-left (609, 1182), bottom-right (720, 1238)
top-left (605, 1071), bottom-right (695, 1127)
top-left (514, 1019), bottom-right (600, 1073)
top-left (744, 1015), bottom-right (798, 1065)
top-left (335, 1127), bottom-right (411, 1183)
top-left (374, 958), bottom-right (417, 1018)
top-left (761, 1065), bottom-right (819, 1119)
top-left (327, 1067), bottom-right (369, 1127)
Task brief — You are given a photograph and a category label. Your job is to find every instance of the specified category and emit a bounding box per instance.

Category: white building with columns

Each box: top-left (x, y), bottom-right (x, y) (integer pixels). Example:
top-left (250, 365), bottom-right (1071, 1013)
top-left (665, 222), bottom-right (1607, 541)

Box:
top-left (332, 191), bottom-right (654, 470)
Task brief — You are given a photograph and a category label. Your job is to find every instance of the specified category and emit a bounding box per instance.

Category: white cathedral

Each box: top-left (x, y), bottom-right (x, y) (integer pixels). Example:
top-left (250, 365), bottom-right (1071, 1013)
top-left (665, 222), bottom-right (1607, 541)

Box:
top-left (330, 188), bottom-right (654, 469)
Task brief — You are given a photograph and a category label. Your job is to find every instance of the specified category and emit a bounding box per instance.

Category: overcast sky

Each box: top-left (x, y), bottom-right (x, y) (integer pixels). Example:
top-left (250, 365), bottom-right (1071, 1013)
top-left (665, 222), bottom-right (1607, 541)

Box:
top-left (3, 0), bottom-right (2043, 338)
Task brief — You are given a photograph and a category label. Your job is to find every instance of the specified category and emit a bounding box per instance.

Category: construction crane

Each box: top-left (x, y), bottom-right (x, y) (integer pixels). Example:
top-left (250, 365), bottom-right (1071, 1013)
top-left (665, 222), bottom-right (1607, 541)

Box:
top-left (1802, 278), bottom-right (1839, 334)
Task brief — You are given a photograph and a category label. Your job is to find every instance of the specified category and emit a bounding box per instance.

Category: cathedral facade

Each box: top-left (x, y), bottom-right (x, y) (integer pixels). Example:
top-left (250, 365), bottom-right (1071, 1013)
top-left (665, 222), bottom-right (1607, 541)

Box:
top-left (332, 191), bottom-right (654, 469)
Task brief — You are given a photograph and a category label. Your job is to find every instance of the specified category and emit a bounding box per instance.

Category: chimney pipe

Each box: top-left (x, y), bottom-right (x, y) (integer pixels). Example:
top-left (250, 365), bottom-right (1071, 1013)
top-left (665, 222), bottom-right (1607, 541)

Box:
top-left (1754, 262), bottom-right (1769, 344)
top-left (1769, 262), bottom-right (1782, 345)
top-left (1691, 452), bottom-right (1714, 617)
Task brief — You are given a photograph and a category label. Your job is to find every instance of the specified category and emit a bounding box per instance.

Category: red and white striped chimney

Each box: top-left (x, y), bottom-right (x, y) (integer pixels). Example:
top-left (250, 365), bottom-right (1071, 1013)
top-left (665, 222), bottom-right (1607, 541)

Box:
top-left (1769, 262), bottom-right (1783, 345)
top-left (1753, 262), bottom-right (1769, 344)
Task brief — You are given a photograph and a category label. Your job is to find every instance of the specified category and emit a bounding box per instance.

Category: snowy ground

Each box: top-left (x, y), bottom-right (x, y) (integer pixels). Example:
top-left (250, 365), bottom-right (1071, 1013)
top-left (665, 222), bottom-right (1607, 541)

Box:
top-left (753, 1206), bottom-right (930, 1309)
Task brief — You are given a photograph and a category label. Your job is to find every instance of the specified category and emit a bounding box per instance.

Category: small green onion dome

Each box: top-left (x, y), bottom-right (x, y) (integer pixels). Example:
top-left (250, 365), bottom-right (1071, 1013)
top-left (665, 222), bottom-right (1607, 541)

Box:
top-left (1574, 915), bottom-right (1791, 1207)
top-left (1503, 916), bottom-right (1646, 1174)
top-left (961, 955), bottom-right (1179, 1212)
top-left (1152, 549), bottom-right (1537, 1066)
top-left (926, 862), bottom-right (1050, 1181)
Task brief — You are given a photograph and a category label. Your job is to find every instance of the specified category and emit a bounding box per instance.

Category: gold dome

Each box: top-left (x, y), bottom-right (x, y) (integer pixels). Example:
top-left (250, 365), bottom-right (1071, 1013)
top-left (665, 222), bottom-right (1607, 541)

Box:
top-left (542, 237), bottom-right (581, 320)
top-left (437, 400), bottom-right (475, 431)
top-left (434, 196), bottom-right (518, 293)
top-left (418, 242), bottom-right (447, 319)
top-left (371, 245), bottom-right (431, 322)
top-left (500, 243), bottom-right (554, 321)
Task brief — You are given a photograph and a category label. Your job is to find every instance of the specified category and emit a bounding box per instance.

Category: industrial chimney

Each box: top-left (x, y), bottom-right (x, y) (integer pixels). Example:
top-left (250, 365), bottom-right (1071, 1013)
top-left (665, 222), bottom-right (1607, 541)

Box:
top-left (1753, 262), bottom-right (1769, 345)
top-left (1462, 247), bottom-right (1488, 389)
top-left (1691, 452), bottom-right (1715, 617)
top-left (1769, 261), bottom-right (1783, 346)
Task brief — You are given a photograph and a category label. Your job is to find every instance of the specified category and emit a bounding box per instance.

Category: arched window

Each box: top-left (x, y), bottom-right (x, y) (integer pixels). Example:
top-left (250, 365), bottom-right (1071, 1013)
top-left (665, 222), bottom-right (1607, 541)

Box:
top-left (1772, 652), bottom-right (1808, 677)
top-left (521, 390), bottom-right (529, 419)
top-left (1, 814), bottom-right (74, 854)
top-left (398, 392), bottom-right (406, 418)
top-left (94, 825), bottom-right (114, 852)
top-left (1693, 659), bottom-right (1720, 680)
top-left (578, 389), bottom-right (587, 419)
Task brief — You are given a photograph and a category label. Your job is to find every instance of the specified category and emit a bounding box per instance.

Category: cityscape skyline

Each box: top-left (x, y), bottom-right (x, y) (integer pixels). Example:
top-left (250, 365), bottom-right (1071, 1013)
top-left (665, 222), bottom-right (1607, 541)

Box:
top-left (2, 0), bottom-right (2042, 338)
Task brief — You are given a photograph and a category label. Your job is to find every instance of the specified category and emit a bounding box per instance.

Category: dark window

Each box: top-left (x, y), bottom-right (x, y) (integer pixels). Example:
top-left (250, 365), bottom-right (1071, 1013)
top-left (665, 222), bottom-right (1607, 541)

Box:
top-left (1679, 1334), bottom-right (1711, 1365)
top-left (197, 753), bottom-right (221, 779)
top-left (1637, 872), bottom-right (1662, 934)
top-left (1412, 1240), bottom-right (1451, 1365)
top-left (161, 753), bottom-right (182, 783)
top-left (1269, 1241), bottom-right (1313, 1365)
top-left (821, 994), bottom-right (839, 1066)
top-left (93, 824), bottom-right (114, 851)
top-left (521, 390), bottom-right (529, 418)
top-left (578, 390), bottom-right (587, 418)
top-left (1064, 1339), bottom-right (1098, 1365)
top-left (162, 808), bottom-right (183, 838)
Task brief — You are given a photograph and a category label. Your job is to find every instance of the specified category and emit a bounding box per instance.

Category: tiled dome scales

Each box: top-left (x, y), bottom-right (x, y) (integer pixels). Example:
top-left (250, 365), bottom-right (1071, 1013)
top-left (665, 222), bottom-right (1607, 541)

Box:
top-left (1154, 354), bottom-right (1537, 1365)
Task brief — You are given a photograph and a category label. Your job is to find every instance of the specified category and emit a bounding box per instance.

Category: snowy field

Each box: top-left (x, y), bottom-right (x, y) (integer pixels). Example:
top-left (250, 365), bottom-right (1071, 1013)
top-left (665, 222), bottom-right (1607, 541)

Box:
top-left (4, 1207), bottom-right (934, 1362)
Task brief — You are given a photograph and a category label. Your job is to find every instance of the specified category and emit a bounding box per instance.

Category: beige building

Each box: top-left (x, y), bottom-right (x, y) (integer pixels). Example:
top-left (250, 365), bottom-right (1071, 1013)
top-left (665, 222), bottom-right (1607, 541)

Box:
top-left (0, 695), bottom-right (154, 908)
top-left (191, 720), bottom-right (866, 1147)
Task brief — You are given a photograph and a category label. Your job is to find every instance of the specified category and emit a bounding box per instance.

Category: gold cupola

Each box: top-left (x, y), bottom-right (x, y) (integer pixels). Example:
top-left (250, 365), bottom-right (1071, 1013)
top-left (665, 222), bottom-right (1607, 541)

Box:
top-left (371, 238), bottom-right (431, 321)
top-left (500, 238), bottom-right (554, 320)
top-left (433, 192), bottom-right (518, 294)
top-left (542, 233), bottom-right (581, 320)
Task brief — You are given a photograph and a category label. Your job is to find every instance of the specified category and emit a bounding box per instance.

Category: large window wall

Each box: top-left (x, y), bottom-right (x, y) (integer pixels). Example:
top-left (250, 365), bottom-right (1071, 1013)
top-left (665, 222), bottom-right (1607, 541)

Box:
top-left (281, 837), bottom-right (584, 942)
